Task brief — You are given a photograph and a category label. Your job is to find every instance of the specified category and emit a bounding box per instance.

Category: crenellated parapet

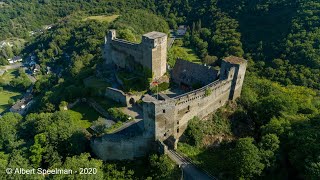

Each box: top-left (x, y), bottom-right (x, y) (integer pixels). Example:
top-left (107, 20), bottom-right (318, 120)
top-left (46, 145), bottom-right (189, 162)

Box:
top-left (142, 57), bottom-right (247, 148)
top-left (92, 28), bottom-right (247, 160)
top-left (104, 30), bottom-right (167, 79)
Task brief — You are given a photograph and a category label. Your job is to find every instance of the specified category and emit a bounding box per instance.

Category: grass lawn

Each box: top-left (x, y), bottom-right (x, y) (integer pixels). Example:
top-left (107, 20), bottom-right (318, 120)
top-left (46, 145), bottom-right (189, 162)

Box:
top-left (178, 142), bottom-right (229, 177)
top-left (168, 45), bottom-right (201, 67)
top-left (92, 97), bottom-right (123, 110)
top-left (0, 69), bottom-right (18, 85)
top-left (0, 69), bottom-right (23, 113)
top-left (117, 71), bottom-right (149, 93)
top-left (0, 90), bottom-right (22, 113)
top-left (83, 15), bottom-right (120, 23)
top-left (67, 103), bottom-right (102, 129)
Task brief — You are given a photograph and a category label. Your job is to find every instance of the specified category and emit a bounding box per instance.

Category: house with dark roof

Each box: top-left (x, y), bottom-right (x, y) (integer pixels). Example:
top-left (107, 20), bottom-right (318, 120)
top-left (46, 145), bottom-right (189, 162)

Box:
top-left (10, 95), bottom-right (34, 115)
top-left (176, 25), bottom-right (187, 36)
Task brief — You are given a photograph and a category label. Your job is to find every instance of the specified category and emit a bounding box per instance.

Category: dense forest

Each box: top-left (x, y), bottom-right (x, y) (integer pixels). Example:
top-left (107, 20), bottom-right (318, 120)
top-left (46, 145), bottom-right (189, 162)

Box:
top-left (0, 0), bottom-right (319, 179)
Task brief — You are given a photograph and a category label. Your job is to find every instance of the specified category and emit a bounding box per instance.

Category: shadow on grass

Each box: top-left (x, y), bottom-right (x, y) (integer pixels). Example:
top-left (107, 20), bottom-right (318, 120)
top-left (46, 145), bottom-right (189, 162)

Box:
top-left (71, 103), bottom-right (101, 122)
top-left (179, 142), bottom-right (235, 179)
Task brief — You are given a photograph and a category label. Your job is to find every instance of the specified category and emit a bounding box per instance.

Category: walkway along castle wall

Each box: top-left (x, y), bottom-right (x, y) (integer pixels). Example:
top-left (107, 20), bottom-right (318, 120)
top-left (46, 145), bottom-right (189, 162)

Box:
top-left (92, 30), bottom-right (247, 160)
top-left (143, 57), bottom-right (247, 149)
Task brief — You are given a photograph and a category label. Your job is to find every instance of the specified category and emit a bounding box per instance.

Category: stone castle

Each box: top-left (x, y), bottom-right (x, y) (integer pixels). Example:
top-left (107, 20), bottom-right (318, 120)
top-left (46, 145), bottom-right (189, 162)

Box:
top-left (103, 30), bottom-right (167, 80)
top-left (91, 30), bottom-right (247, 160)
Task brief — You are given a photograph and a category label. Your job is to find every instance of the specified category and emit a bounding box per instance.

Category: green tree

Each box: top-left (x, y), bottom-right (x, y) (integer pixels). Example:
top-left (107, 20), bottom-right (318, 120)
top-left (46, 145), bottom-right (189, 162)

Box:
top-left (149, 154), bottom-right (179, 180)
top-left (0, 113), bottom-right (23, 153)
top-left (230, 138), bottom-right (264, 179)
top-left (51, 153), bottom-right (104, 180)
top-left (118, 29), bottom-right (136, 42)
top-left (8, 98), bottom-right (15, 106)
top-left (29, 133), bottom-right (47, 167)
top-left (0, 152), bottom-right (8, 178)
top-left (259, 134), bottom-right (280, 168)
top-left (103, 164), bottom-right (134, 180)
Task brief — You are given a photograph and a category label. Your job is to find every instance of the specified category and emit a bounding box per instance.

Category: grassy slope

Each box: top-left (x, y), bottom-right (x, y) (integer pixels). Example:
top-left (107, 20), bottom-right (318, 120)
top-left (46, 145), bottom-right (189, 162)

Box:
top-left (67, 103), bottom-right (102, 128)
top-left (178, 143), bottom-right (228, 177)
top-left (168, 45), bottom-right (201, 67)
top-left (0, 69), bottom-right (22, 113)
top-left (83, 15), bottom-right (119, 23)
top-left (0, 90), bottom-right (21, 113)
top-left (0, 69), bottom-right (18, 84)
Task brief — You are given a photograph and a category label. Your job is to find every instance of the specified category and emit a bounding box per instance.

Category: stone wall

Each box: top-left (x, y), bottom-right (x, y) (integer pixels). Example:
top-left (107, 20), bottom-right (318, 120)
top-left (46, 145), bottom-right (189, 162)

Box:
top-left (172, 59), bottom-right (219, 86)
top-left (145, 57), bottom-right (247, 147)
top-left (104, 87), bottom-right (142, 106)
top-left (91, 133), bottom-right (154, 160)
top-left (91, 54), bottom-right (247, 160)
top-left (104, 87), bottom-right (128, 106)
top-left (152, 79), bottom-right (233, 144)
top-left (104, 30), bottom-right (167, 80)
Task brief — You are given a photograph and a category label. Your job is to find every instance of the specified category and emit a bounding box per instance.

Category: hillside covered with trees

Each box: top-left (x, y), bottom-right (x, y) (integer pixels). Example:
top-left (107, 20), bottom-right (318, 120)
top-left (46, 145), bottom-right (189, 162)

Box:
top-left (0, 0), bottom-right (319, 179)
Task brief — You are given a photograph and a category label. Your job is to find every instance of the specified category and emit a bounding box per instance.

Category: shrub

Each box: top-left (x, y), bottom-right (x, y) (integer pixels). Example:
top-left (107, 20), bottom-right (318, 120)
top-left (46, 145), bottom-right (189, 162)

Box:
top-left (107, 108), bottom-right (132, 122)
top-left (204, 88), bottom-right (212, 96)
top-left (8, 98), bottom-right (15, 106)
top-left (150, 82), bottom-right (170, 93)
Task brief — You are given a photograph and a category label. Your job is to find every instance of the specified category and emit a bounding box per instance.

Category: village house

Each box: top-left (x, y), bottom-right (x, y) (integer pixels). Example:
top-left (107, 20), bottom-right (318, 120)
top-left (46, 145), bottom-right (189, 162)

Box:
top-left (10, 95), bottom-right (34, 115)
top-left (176, 25), bottom-right (187, 36)
top-left (7, 56), bottom-right (22, 64)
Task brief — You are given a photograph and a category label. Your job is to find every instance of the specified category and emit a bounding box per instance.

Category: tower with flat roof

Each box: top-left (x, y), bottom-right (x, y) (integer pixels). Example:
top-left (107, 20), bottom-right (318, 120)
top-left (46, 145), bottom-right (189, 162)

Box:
top-left (104, 30), bottom-right (167, 80)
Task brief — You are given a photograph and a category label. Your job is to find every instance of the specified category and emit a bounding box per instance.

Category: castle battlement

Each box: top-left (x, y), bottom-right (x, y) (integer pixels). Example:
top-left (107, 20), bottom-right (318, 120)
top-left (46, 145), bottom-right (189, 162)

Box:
top-left (104, 30), bottom-right (167, 79)
top-left (92, 30), bottom-right (247, 160)
top-left (141, 57), bottom-right (247, 148)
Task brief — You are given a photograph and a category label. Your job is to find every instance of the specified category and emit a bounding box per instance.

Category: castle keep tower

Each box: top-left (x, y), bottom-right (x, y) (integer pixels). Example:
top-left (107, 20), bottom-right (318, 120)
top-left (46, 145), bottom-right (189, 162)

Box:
top-left (104, 30), bottom-right (167, 80)
top-left (141, 32), bottom-right (167, 79)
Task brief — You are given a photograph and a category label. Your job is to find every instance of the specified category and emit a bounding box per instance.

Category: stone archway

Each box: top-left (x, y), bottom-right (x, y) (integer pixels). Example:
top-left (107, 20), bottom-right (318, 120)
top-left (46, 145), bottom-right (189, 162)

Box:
top-left (129, 98), bottom-right (135, 105)
top-left (163, 136), bottom-right (178, 150)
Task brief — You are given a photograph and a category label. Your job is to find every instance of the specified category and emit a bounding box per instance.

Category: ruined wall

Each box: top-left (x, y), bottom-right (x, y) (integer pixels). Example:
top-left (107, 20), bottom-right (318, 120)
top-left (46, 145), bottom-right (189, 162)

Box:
top-left (104, 87), bottom-right (143, 106)
top-left (104, 87), bottom-right (127, 106)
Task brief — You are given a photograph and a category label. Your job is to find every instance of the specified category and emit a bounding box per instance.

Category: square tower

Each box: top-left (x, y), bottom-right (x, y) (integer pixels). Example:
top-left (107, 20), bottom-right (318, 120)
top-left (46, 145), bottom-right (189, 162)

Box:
top-left (142, 32), bottom-right (167, 80)
top-left (220, 56), bottom-right (247, 100)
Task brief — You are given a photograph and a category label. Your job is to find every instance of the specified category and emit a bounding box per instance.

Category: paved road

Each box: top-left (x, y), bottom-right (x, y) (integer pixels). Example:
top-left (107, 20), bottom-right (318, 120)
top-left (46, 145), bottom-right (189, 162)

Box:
top-left (1, 63), bottom-right (37, 83)
top-left (167, 150), bottom-right (217, 180)
top-left (2, 62), bottom-right (23, 70)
